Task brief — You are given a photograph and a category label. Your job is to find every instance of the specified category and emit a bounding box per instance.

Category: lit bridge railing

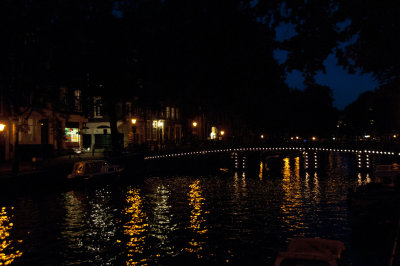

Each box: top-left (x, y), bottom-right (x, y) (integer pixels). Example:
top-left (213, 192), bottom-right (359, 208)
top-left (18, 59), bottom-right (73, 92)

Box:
top-left (144, 146), bottom-right (399, 161)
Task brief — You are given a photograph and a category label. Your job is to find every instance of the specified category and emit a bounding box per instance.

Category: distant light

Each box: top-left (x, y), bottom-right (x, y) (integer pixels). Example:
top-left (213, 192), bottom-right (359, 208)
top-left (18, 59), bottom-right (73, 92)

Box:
top-left (332, 137), bottom-right (336, 140)
top-left (158, 121), bottom-right (163, 127)
top-left (394, 134), bottom-right (397, 138)
top-left (192, 121), bottom-right (197, 127)
top-left (364, 135), bottom-right (370, 138)
top-left (260, 134), bottom-right (264, 139)
top-left (220, 131), bottom-right (225, 136)
top-left (0, 124), bottom-right (5, 131)
top-left (296, 136), bottom-right (299, 140)
top-left (131, 119), bottom-right (137, 124)
top-left (290, 137), bottom-right (294, 140)
top-left (312, 136), bottom-right (317, 141)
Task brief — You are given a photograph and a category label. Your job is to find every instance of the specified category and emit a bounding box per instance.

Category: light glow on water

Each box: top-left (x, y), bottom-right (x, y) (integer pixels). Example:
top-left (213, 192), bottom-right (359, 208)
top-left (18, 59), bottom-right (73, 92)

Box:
top-left (186, 180), bottom-right (208, 257)
top-left (0, 207), bottom-right (23, 265)
top-left (123, 187), bottom-right (148, 265)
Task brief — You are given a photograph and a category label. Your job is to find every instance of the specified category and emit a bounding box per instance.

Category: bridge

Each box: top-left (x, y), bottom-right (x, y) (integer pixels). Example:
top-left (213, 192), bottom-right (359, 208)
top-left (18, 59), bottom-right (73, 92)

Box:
top-left (144, 144), bottom-right (400, 171)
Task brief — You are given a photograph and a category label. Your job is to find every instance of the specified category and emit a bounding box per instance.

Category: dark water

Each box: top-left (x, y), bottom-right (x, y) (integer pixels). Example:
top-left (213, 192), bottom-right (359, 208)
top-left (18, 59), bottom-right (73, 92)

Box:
top-left (0, 153), bottom-right (393, 265)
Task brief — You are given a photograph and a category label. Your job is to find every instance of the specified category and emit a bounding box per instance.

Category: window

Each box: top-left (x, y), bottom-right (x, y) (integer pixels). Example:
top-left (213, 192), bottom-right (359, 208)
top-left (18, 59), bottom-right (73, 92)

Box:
top-left (93, 97), bottom-right (103, 118)
top-left (60, 87), bottom-right (68, 106)
top-left (152, 120), bottom-right (157, 140)
top-left (175, 127), bottom-right (181, 144)
top-left (166, 107), bottom-right (170, 119)
top-left (65, 128), bottom-right (79, 142)
top-left (0, 94), bottom-right (3, 114)
top-left (146, 120), bottom-right (151, 140)
top-left (176, 108), bottom-right (180, 119)
top-left (74, 90), bottom-right (82, 112)
top-left (125, 102), bottom-right (132, 116)
top-left (171, 107), bottom-right (175, 120)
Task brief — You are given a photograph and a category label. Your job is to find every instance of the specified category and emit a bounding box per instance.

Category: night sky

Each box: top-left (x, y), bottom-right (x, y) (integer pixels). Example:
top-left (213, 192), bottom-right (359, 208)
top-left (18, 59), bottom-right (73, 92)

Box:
top-left (274, 21), bottom-right (379, 110)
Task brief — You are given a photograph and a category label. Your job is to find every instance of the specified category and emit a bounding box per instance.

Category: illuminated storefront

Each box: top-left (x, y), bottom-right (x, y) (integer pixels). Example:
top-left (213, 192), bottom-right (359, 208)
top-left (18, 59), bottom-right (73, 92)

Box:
top-left (65, 128), bottom-right (80, 143)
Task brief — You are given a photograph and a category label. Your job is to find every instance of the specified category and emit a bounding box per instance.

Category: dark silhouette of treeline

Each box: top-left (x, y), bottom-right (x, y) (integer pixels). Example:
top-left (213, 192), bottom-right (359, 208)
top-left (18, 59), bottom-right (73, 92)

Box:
top-left (1, 0), bottom-right (398, 142)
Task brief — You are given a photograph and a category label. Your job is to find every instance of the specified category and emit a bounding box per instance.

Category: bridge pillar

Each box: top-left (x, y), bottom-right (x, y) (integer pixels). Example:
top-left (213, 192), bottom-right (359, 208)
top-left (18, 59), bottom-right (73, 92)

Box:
top-left (233, 152), bottom-right (239, 170)
top-left (356, 152), bottom-right (371, 170)
top-left (233, 152), bottom-right (247, 171)
top-left (304, 150), bottom-right (318, 171)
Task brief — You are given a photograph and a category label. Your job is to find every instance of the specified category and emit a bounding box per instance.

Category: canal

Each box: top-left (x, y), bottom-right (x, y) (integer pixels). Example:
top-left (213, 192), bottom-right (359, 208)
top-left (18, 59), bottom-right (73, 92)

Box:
top-left (0, 152), bottom-right (396, 265)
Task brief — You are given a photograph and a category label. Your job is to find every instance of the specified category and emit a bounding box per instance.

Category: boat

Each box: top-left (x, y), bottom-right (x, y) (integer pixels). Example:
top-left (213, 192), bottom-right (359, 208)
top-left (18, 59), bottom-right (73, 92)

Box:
top-left (274, 238), bottom-right (345, 266)
top-left (374, 163), bottom-right (400, 187)
top-left (348, 163), bottom-right (400, 230)
top-left (67, 160), bottom-right (124, 180)
top-left (349, 163), bottom-right (400, 209)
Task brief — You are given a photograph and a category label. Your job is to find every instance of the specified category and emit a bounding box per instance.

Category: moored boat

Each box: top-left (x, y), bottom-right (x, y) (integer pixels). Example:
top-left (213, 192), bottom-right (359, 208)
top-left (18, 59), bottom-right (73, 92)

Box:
top-left (274, 238), bottom-right (345, 266)
top-left (67, 160), bottom-right (123, 180)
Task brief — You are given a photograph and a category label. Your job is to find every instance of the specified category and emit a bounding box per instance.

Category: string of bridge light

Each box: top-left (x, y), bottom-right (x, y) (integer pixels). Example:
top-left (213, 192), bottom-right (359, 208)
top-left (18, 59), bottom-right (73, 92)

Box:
top-left (143, 147), bottom-right (398, 160)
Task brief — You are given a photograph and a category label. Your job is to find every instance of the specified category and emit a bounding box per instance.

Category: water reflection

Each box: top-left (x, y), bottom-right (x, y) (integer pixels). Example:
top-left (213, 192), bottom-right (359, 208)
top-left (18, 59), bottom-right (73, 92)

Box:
top-left (63, 191), bottom-right (85, 251)
top-left (0, 206), bottom-right (23, 265)
top-left (62, 188), bottom-right (117, 265)
top-left (280, 157), bottom-right (305, 234)
top-left (86, 188), bottom-right (116, 256)
top-left (186, 180), bottom-right (208, 258)
top-left (148, 185), bottom-right (175, 257)
top-left (357, 173), bottom-right (372, 186)
top-left (0, 152), bottom-right (382, 265)
top-left (123, 187), bottom-right (148, 265)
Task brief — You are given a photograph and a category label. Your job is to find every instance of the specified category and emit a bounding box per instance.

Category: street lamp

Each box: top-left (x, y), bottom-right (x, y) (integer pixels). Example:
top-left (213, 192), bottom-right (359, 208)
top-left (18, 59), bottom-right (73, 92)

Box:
top-left (192, 121), bottom-right (197, 127)
top-left (0, 123), bottom-right (5, 132)
top-left (220, 131), bottom-right (225, 136)
top-left (131, 118), bottom-right (137, 125)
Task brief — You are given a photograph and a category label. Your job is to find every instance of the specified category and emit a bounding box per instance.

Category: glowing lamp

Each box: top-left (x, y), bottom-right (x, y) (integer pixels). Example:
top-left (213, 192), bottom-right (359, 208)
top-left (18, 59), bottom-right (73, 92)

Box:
top-left (220, 131), bottom-right (225, 136)
top-left (0, 124), bottom-right (5, 131)
top-left (260, 134), bottom-right (264, 139)
top-left (192, 121), bottom-right (197, 127)
top-left (131, 119), bottom-right (137, 124)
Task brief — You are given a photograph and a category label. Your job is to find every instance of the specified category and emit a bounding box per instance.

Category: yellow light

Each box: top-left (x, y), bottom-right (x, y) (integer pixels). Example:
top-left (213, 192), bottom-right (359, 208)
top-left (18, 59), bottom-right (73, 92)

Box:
top-left (220, 131), bottom-right (225, 136)
top-left (312, 136), bottom-right (316, 141)
top-left (393, 135), bottom-right (397, 138)
top-left (296, 136), bottom-right (299, 140)
top-left (0, 124), bottom-right (5, 131)
top-left (260, 135), bottom-right (264, 139)
top-left (131, 119), bottom-right (137, 124)
top-left (158, 121), bottom-right (164, 127)
top-left (192, 122), bottom-right (198, 127)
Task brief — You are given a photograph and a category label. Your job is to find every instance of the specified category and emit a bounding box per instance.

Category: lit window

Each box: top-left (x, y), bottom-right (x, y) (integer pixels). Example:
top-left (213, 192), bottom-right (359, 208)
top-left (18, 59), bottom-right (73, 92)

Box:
top-left (65, 128), bottom-right (79, 142)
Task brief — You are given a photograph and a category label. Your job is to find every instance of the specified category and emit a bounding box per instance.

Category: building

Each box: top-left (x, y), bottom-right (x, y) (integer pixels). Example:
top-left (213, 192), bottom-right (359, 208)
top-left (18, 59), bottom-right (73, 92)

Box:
top-left (81, 96), bottom-right (183, 152)
top-left (0, 87), bottom-right (87, 161)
